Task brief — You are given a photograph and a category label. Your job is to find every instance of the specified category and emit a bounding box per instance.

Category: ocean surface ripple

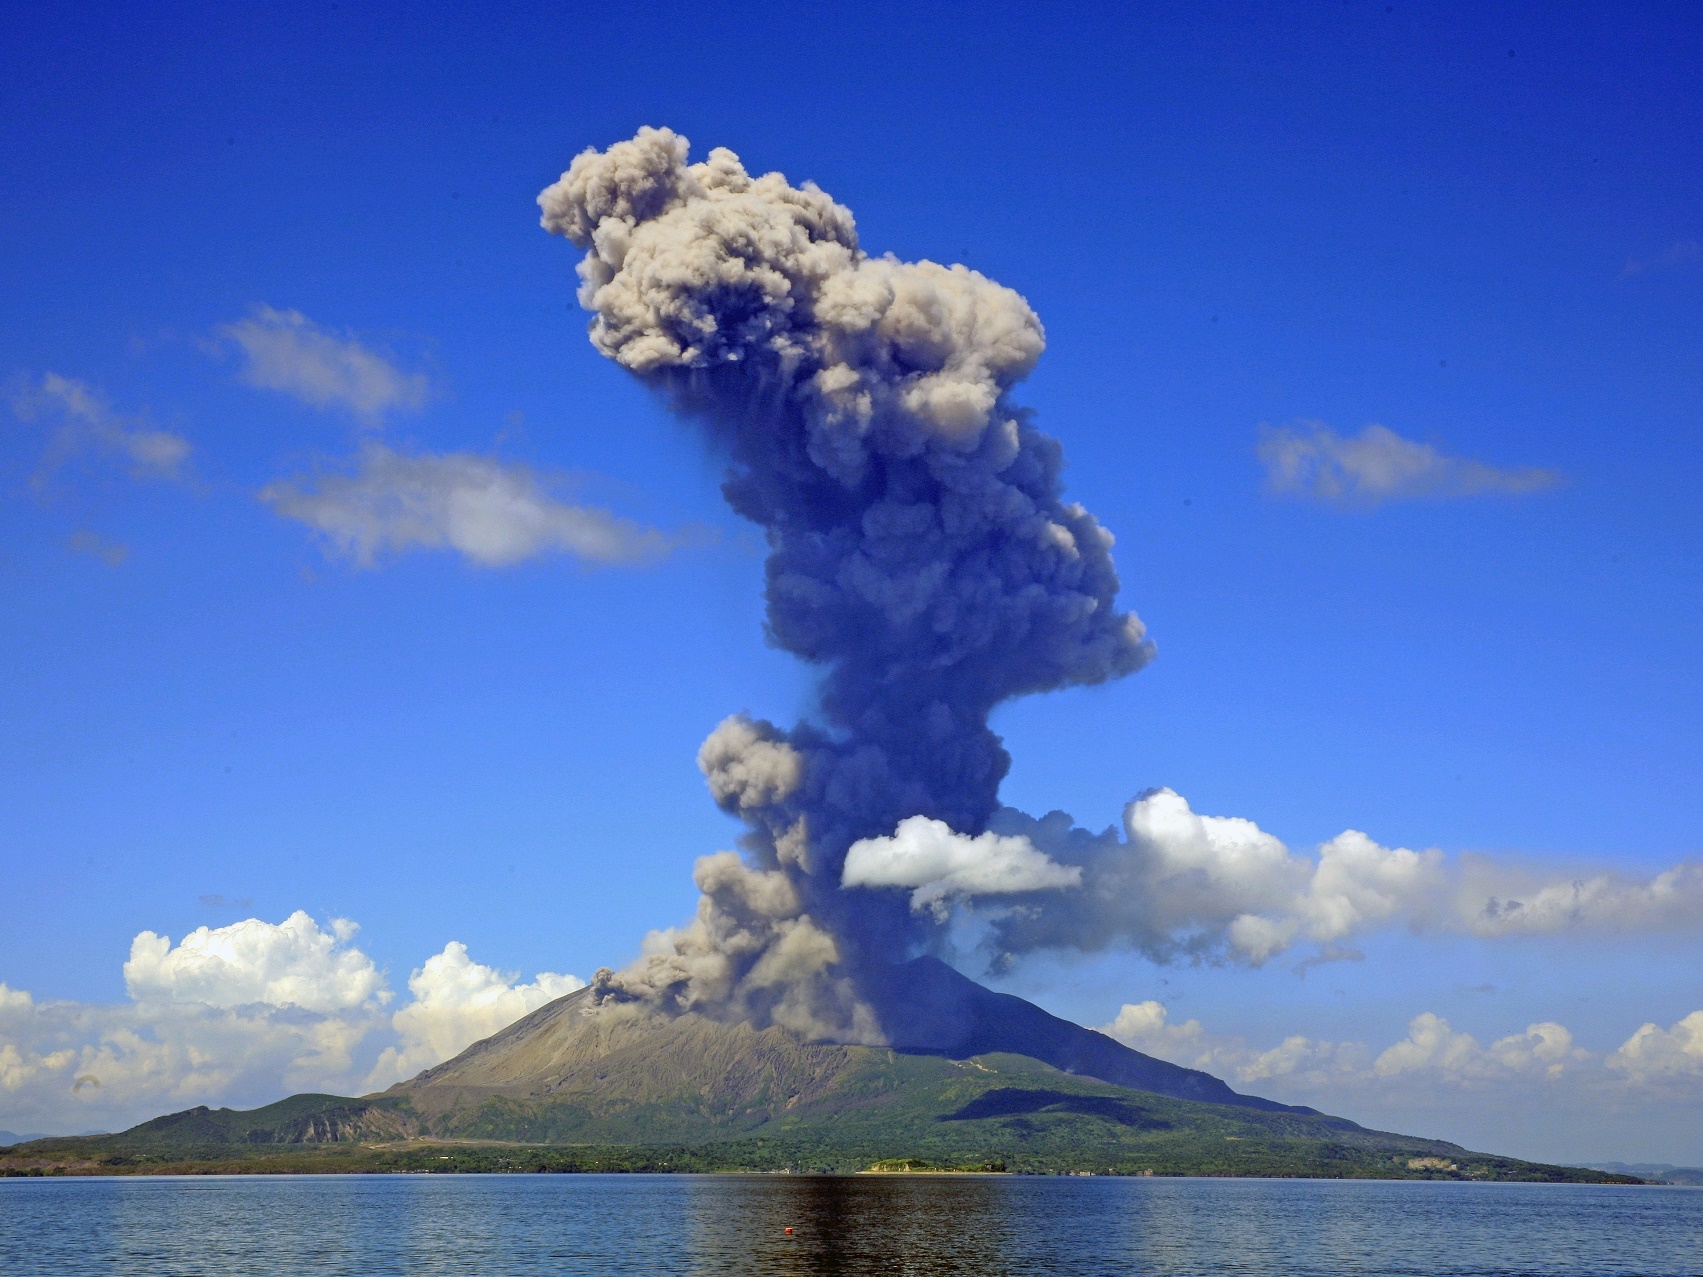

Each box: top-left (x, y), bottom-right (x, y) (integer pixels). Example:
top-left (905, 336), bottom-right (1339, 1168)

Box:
top-left (3, 1173), bottom-right (1700, 1276)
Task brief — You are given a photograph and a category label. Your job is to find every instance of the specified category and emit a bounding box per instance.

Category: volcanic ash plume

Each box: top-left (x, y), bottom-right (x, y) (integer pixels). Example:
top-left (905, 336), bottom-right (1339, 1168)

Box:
top-left (541, 127), bottom-right (1152, 1041)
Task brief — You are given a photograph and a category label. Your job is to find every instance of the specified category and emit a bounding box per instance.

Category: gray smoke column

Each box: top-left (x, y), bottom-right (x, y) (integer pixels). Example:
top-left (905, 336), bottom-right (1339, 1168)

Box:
top-left (540, 127), bottom-right (1152, 1040)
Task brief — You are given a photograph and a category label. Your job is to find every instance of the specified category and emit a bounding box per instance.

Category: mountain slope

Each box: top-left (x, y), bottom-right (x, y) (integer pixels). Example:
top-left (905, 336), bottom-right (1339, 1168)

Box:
top-left (0, 959), bottom-right (1638, 1183)
top-left (867, 957), bottom-right (1310, 1113)
top-left (393, 955), bottom-right (1309, 1134)
top-left (0, 1049), bottom-right (1630, 1182)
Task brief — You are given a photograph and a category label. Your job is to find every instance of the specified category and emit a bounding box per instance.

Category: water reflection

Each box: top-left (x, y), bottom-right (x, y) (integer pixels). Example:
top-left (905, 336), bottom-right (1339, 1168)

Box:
top-left (1, 1174), bottom-right (1700, 1277)
top-left (688, 1174), bottom-right (1023, 1275)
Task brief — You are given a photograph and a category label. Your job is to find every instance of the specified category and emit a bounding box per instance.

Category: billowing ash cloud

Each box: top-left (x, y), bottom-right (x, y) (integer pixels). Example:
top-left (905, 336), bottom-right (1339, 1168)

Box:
top-left (542, 128), bottom-right (1152, 1039)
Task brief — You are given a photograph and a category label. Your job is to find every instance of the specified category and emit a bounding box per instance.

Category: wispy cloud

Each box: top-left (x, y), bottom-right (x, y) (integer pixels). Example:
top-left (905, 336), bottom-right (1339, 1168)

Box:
top-left (260, 445), bottom-right (676, 568)
top-left (1619, 239), bottom-right (1701, 280)
top-left (197, 894), bottom-right (254, 911)
top-left (1257, 422), bottom-right (1560, 507)
top-left (217, 305), bottom-right (429, 421)
top-left (10, 373), bottom-right (190, 485)
top-left (67, 529), bottom-right (130, 567)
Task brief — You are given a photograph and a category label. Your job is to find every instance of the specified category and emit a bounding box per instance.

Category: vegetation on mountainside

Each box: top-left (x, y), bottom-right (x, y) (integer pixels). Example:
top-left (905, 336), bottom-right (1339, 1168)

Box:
top-left (0, 1052), bottom-right (1638, 1183)
top-left (0, 1135), bottom-right (1638, 1182)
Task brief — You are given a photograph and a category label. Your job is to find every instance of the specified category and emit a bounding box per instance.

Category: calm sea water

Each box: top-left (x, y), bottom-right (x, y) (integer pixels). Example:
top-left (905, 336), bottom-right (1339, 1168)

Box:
top-left (1, 1174), bottom-right (1699, 1276)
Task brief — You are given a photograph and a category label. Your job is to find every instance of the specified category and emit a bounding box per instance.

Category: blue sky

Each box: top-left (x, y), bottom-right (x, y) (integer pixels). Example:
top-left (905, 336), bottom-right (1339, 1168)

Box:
top-left (2, 1), bottom-right (1701, 1160)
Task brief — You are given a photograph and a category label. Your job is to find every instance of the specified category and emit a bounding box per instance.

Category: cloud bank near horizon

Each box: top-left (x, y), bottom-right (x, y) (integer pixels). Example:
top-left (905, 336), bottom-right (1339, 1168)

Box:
top-left (0, 913), bottom-right (582, 1134)
top-left (1097, 995), bottom-right (1703, 1141)
top-left (4, 904), bottom-right (1697, 1146)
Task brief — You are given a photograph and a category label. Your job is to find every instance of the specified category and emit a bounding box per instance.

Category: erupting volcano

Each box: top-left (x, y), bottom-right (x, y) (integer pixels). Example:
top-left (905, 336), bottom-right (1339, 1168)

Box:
top-left (538, 126), bottom-right (1152, 1043)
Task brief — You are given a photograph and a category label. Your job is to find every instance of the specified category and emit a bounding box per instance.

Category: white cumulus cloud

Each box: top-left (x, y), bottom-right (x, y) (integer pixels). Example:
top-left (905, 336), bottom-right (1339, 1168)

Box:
top-left (1129, 790), bottom-right (1445, 962)
top-left (1373, 1013), bottom-right (1586, 1082)
top-left (217, 305), bottom-right (429, 420)
top-left (1257, 422), bottom-right (1559, 506)
top-left (122, 912), bottom-right (388, 1014)
top-left (1098, 999), bottom-right (1375, 1088)
top-left (260, 445), bottom-right (675, 568)
top-left (977, 789), bottom-right (1703, 968)
top-left (984, 789), bottom-right (1445, 965)
top-left (0, 915), bottom-right (390, 1134)
top-left (364, 942), bottom-right (584, 1089)
top-left (1609, 1011), bottom-right (1703, 1082)
top-left (0, 916), bottom-right (583, 1135)
top-left (842, 815), bottom-right (1081, 918)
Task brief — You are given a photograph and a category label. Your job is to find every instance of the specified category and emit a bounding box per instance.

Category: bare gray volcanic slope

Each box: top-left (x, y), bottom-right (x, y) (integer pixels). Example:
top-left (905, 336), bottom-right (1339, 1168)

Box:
top-left (391, 957), bottom-right (1311, 1120)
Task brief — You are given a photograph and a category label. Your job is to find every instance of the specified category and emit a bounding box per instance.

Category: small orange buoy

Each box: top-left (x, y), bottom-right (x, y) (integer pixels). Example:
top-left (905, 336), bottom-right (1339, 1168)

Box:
top-left (784, 1227), bottom-right (794, 1235)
